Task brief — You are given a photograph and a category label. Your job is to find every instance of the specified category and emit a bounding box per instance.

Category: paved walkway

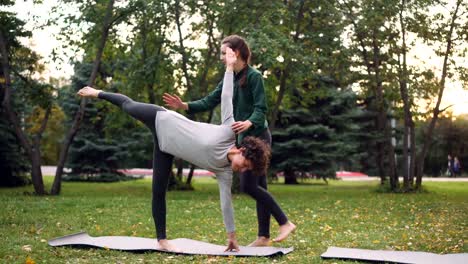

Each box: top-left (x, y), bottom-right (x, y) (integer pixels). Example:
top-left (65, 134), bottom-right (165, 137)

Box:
top-left (41, 166), bottom-right (214, 178)
top-left (41, 166), bottom-right (468, 181)
top-left (338, 176), bottom-right (468, 182)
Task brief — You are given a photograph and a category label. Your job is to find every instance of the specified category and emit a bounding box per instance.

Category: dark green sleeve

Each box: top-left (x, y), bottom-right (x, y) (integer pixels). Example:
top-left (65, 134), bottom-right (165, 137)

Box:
top-left (247, 73), bottom-right (267, 128)
top-left (187, 81), bottom-right (223, 114)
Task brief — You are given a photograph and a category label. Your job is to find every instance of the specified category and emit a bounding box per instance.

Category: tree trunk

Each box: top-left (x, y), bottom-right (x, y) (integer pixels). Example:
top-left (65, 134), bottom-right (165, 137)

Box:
top-left (397, 0), bottom-right (415, 191)
top-left (197, 18), bottom-right (216, 95)
top-left (284, 167), bottom-right (298, 184)
top-left (415, 0), bottom-right (460, 189)
top-left (372, 31), bottom-right (398, 190)
top-left (402, 125), bottom-right (409, 187)
top-left (51, 0), bottom-right (115, 195)
top-left (409, 124), bottom-right (416, 185)
top-left (140, 18), bottom-right (156, 104)
top-left (173, 0), bottom-right (194, 186)
top-left (30, 148), bottom-right (45, 193)
top-left (270, 68), bottom-right (288, 130)
top-left (31, 106), bottom-right (52, 193)
top-left (174, 0), bottom-right (193, 93)
top-left (185, 164), bottom-right (196, 185)
top-left (0, 31), bottom-right (49, 195)
top-left (175, 158), bottom-right (184, 180)
top-left (384, 117), bottom-right (398, 190)
top-left (376, 139), bottom-right (386, 184)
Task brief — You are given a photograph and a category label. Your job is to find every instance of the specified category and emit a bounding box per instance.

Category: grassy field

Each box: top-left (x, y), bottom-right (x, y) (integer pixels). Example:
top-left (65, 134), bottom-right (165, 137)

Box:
top-left (0, 177), bottom-right (466, 263)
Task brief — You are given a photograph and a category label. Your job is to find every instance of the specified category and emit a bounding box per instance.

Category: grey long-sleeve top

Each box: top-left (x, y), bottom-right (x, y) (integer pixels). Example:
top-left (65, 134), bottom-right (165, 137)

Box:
top-left (155, 71), bottom-right (236, 232)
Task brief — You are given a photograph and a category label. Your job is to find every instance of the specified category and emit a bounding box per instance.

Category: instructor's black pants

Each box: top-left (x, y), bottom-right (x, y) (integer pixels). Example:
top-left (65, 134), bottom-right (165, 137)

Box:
top-left (98, 92), bottom-right (172, 240)
top-left (239, 129), bottom-right (288, 238)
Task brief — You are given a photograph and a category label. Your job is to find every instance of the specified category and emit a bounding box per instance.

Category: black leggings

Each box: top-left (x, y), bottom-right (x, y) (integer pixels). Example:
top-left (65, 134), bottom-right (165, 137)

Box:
top-left (98, 92), bottom-right (172, 240)
top-left (240, 129), bottom-right (288, 238)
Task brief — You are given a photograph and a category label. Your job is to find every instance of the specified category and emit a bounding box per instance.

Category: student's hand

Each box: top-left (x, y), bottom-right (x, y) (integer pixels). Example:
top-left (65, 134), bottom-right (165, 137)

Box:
top-left (225, 239), bottom-right (240, 252)
top-left (225, 47), bottom-right (236, 71)
top-left (77, 86), bottom-right (100, 98)
top-left (231, 120), bottom-right (253, 134)
top-left (224, 232), bottom-right (240, 252)
top-left (162, 93), bottom-right (188, 110)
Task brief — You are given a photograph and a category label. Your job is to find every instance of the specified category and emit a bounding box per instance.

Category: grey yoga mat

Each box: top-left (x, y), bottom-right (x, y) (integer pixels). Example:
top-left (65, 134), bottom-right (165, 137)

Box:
top-left (321, 246), bottom-right (468, 264)
top-left (48, 232), bottom-right (293, 257)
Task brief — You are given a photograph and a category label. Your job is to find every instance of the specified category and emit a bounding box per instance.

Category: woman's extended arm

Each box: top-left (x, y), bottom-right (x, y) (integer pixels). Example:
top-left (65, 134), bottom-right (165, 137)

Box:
top-left (216, 170), bottom-right (239, 252)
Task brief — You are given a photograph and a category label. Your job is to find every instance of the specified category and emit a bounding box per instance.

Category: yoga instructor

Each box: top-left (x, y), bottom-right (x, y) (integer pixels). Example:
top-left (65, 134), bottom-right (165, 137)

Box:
top-left (163, 35), bottom-right (296, 247)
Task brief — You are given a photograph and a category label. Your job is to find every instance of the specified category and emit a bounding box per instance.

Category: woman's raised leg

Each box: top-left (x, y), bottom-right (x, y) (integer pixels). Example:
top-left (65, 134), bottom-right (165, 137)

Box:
top-left (78, 87), bottom-right (180, 250)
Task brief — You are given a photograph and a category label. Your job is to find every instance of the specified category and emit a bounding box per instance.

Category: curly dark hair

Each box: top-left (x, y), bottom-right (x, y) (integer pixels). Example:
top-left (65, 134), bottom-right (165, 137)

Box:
top-left (240, 136), bottom-right (271, 176)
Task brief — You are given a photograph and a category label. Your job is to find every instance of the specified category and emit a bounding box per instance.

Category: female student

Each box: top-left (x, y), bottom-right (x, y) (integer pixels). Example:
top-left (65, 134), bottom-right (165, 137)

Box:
top-left (77, 47), bottom-right (270, 252)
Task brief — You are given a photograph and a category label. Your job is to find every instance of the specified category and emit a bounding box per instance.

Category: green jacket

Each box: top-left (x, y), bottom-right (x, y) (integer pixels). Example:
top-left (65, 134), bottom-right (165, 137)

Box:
top-left (187, 65), bottom-right (268, 143)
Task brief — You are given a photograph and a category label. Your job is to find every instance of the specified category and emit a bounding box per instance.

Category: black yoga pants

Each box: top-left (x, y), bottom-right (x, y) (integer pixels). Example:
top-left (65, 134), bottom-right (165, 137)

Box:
top-left (239, 129), bottom-right (288, 238)
top-left (98, 92), bottom-right (172, 240)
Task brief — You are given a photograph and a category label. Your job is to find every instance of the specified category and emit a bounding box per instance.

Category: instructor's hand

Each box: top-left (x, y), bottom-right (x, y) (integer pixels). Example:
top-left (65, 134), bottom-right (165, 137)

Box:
top-left (231, 120), bottom-right (253, 134)
top-left (162, 93), bottom-right (188, 110)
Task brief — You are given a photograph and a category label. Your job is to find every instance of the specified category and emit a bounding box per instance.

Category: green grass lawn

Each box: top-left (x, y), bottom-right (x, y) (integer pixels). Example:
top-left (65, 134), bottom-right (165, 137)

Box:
top-left (1, 178), bottom-right (466, 263)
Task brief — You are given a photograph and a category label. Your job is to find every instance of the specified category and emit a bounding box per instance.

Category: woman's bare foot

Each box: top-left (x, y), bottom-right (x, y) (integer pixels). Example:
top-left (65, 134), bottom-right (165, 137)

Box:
top-left (248, 236), bottom-right (271, 247)
top-left (77, 86), bottom-right (101, 98)
top-left (157, 239), bottom-right (181, 252)
top-left (273, 221), bottom-right (296, 242)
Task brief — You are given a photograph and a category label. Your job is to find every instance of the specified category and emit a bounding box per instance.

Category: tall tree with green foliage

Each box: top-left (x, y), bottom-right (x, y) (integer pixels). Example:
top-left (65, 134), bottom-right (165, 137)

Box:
top-left (338, 0), bottom-right (402, 190)
top-left (338, 0), bottom-right (467, 191)
top-left (52, 0), bottom-right (117, 194)
top-left (0, 3), bottom-right (55, 194)
top-left (412, 0), bottom-right (467, 189)
top-left (0, 3), bottom-right (29, 186)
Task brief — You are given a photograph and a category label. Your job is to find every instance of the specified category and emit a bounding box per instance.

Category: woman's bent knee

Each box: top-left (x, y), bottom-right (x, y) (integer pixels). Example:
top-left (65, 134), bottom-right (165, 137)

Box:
top-left (240, 183), bottom-right (259, 196)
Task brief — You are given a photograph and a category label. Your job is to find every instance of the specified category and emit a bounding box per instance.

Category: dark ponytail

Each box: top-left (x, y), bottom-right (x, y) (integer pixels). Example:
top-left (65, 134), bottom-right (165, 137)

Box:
top-left (222, 35), bottom-right (251, 88)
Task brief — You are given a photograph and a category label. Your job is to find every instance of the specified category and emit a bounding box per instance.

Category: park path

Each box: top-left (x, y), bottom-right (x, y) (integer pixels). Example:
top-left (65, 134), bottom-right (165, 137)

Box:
top-left (40, 166), bottom-right (468, 181)
top-left (40, 166), bottom-right (214, 178)
top-left (338, 176), bottom-right (468, 181)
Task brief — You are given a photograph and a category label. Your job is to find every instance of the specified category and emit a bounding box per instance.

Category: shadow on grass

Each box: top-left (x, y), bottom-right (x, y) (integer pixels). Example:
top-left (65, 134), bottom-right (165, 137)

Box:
top-left (269, 182), bottom-right (329, 186)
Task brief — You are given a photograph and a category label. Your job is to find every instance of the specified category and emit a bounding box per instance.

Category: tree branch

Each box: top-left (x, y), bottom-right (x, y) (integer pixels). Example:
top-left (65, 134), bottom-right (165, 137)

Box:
top-left (439, 104), bottom-right (455, 113)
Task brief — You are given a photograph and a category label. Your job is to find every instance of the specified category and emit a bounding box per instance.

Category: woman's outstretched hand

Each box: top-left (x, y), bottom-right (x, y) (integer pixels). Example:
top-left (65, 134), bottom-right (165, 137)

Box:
top-left (162, 93), bottom-right (188, 110)
top-left (225, 239), bottom-right (240, 252)
top-left (77, 86), bottom-right (100, 98)
top-left (224, 232), bottom-right (240, 252)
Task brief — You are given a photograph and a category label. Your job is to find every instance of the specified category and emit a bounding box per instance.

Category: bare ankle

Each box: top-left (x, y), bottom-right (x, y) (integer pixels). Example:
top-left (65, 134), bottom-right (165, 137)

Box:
top-left (248, 236), bottom-right (271, 247)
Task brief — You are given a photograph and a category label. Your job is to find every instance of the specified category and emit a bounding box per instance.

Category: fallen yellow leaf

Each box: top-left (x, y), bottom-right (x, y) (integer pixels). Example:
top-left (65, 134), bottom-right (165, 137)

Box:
top-left (25, 256), bottom-right (35, 264)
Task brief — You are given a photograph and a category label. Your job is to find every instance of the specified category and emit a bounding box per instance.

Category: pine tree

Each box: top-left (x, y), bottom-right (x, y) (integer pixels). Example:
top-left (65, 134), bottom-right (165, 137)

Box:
top-left (0, 113), bottom-right (30, 186)
top-left (59, 63), bottom-right (129, 182)
top-left (272, 81), bottom-right (367, 184)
